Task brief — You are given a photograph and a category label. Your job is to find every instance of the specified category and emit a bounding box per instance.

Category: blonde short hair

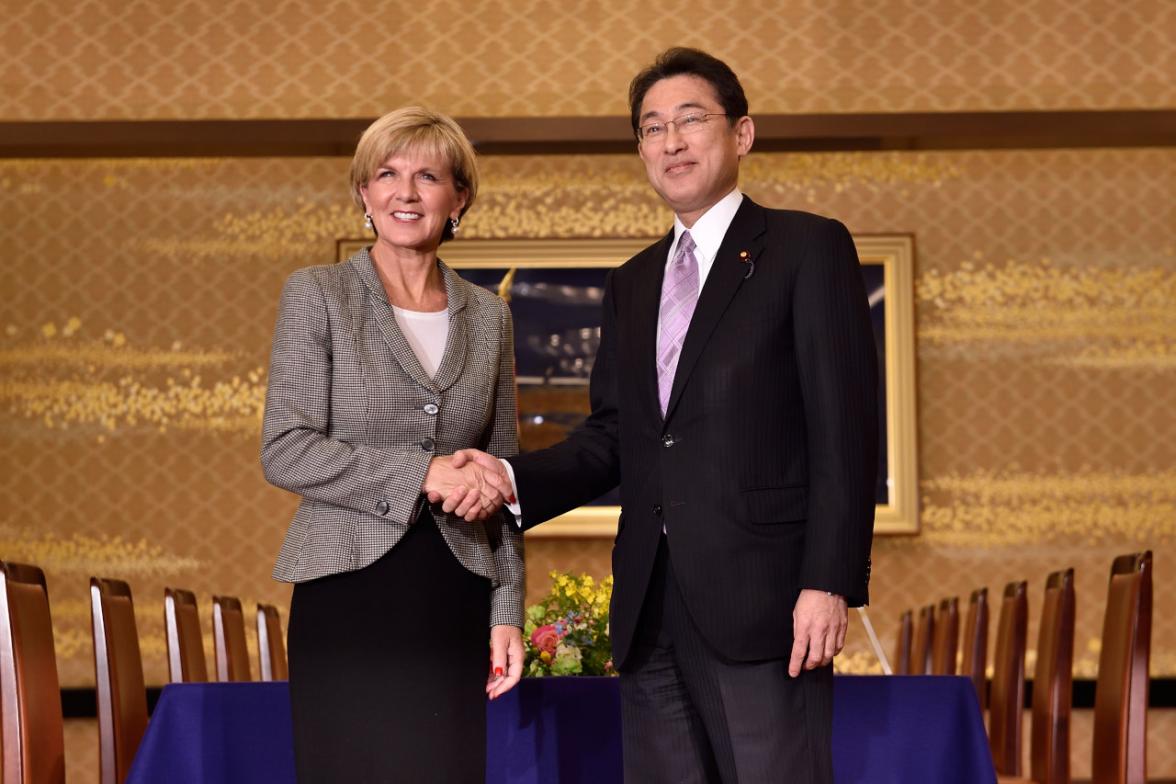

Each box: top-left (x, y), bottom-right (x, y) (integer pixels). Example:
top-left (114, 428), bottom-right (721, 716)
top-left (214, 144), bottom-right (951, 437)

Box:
top-left (349, 107), bottom-right (478, 240)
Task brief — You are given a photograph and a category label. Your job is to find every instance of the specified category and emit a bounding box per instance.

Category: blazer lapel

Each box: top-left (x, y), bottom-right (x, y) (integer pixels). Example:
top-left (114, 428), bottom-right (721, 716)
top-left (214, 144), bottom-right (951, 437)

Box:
top-left (430, 261), bottom-right (469, 393)
top-left (663, 198), bottom-right (767, 423)
top-left (632, 231), bottom-right (675, 421)
top-left (350, 248), bottom-right (445, 394)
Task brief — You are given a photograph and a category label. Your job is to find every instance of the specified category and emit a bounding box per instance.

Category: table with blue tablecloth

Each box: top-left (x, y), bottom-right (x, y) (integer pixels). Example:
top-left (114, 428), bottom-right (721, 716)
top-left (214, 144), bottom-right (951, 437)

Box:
top-left (127, 675), bottom-right (995, 783)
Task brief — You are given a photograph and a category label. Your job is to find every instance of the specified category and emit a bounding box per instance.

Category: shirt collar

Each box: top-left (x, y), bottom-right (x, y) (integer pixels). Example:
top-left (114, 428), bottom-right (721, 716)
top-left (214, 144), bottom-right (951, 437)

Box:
top-left (671, 188), bottom-right (744, 262)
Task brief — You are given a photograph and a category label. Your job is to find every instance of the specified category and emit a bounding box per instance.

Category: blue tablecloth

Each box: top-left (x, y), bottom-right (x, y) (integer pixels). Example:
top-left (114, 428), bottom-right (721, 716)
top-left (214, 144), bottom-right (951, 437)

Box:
top-left (127, 675), bottom-right (994, 783)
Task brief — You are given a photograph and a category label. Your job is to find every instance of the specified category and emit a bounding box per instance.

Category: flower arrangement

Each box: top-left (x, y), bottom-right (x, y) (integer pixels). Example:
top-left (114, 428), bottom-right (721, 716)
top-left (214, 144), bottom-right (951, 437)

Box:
top-left (523, 571), bottom-right (616, 677)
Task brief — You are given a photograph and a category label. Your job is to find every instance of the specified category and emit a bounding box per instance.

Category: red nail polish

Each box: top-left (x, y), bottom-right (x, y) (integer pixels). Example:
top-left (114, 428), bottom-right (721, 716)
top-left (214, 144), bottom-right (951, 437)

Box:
top-left (494, 667), bottom-right (504, 677)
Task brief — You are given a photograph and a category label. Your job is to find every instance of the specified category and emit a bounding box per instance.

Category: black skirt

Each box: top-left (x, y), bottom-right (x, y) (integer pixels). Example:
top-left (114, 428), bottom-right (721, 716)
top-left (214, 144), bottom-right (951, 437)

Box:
top-left (287, 510), bottom-right (491, 783)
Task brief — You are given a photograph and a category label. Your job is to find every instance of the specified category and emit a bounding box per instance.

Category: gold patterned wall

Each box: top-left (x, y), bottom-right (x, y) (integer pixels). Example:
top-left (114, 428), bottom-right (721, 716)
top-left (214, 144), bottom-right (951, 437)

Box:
top-left (4, 5), bottom-right (1174, 778)
top-left (2, 0), bottom-right (1173, 120)
top-left (2, 148), bottom-right (1172, 693)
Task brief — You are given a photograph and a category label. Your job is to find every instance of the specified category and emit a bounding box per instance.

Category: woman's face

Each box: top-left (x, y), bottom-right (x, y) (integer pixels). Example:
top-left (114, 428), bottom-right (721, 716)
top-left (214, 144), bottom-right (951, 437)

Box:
top-left (361, 149), bottom-right (467, 254)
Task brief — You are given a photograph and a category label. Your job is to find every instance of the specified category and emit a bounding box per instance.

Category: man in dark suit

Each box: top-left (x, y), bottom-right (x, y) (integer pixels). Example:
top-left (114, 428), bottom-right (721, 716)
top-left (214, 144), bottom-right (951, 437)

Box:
top-left (449, 47), bottom-right (877, 783)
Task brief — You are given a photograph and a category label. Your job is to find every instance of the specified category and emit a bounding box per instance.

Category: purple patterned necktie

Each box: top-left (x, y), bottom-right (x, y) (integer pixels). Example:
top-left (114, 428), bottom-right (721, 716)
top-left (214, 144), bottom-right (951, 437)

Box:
top-left (657, 231), bottom-right (699, 415)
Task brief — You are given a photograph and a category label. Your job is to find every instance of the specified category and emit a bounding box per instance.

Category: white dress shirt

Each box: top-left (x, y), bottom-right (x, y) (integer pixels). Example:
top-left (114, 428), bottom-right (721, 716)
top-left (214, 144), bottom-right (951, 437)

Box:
top-left (663, 187), bottom-right (744, 295)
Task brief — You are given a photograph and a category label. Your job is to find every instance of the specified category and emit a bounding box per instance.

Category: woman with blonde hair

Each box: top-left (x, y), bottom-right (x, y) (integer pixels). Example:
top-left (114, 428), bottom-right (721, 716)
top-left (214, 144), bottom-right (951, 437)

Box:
top-left (261, 106), bottom-right (523, 782)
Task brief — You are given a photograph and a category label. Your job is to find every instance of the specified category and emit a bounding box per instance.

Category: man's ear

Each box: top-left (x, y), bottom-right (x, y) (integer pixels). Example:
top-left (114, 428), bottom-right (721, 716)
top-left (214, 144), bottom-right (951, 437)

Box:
top-left (735, 116), bottom-right (755, 157)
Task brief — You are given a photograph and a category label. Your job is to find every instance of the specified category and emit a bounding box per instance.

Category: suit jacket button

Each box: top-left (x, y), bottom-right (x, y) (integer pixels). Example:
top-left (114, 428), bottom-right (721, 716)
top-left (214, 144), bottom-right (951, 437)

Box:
top-left (375, 500), bottom-right (390, 516)
top-left (662, 434), bottom-right (675, 448)
top-left (652, 504), bottom-right (663, 516)
top-left (419, 437), bottom-right (435, 451)
top-left (423, 403), bottom-right (439, 415)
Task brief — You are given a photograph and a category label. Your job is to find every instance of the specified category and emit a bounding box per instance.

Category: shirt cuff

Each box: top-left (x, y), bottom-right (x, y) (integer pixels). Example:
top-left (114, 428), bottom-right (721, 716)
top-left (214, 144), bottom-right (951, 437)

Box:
top-left (500, 458), bottom-right (523, 526)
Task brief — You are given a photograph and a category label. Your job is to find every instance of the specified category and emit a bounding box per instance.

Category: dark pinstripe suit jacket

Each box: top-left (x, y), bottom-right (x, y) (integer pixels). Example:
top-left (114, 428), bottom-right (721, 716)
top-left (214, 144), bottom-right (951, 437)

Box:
top-left (261, 249), bottom-right (524, 628)
top-left (510, 198), bottom-right (877, 665)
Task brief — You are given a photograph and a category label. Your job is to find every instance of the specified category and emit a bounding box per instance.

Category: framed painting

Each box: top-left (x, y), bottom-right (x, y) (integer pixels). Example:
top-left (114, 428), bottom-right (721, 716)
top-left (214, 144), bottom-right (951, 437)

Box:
top-left (337, 235), bottom-right (918, 536)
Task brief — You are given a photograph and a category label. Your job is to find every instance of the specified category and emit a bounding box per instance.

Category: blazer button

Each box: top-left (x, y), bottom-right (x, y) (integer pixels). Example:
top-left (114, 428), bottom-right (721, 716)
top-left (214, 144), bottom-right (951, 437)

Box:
top-left (419, 438), bottom-right (435, 451)
top-left (652, 504), bottom-right (662, 516)
top-left (662, 434), bottom-right (675, 448)
top-left (423, 403), bottom-right (439, 415)
top-left (375, 500), bottom-right (390, 516)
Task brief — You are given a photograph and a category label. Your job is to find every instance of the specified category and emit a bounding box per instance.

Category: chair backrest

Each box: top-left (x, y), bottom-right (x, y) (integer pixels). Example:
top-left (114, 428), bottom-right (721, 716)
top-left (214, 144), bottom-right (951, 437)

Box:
top-left (989, 580), bottom-right (1028, 776)
top-left (0, 561), bottom-right (65, 784)
top-left (256, 604), bottom-right (288, 681)
top-left (164, 588), bottom-right (207, 683)
top-left (893, 610), bottom-right (913, 675)
top-left (960, 587), bottom-right (989, 710)
top-left (90, 577), bottom-right (148, 784)
top-left (911, 604), bottom-right (935, 675)
top-left (1030, 568), bottom-right (1075, 784)
top-left (1092, 551), bottom-right (1152, 784)
top-left (931, 596), bottom-right (959, 675)
top-left (212, 596), bottom-right (251, 682)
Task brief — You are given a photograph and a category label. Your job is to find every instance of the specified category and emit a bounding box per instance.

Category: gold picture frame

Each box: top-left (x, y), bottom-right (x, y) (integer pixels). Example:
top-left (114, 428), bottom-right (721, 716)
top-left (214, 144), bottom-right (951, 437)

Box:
top-left (337, 235), bottom-right (919, 537)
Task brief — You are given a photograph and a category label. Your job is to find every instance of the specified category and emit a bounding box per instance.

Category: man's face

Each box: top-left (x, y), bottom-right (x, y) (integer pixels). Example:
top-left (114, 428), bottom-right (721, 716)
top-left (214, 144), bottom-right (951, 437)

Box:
top-left (636, 74), bottom-right (754, 226)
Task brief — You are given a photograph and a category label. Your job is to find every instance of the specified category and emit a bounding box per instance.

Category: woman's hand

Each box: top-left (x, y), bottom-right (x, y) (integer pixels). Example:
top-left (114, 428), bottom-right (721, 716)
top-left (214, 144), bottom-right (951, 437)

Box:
top-left (487, 624), bottom-right (524, 700)
top-left (422, 456), bottom-right (508, 522)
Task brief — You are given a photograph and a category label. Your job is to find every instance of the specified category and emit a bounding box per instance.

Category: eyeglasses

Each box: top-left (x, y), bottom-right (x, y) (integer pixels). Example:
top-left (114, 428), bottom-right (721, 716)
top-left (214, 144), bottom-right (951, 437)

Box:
top-left (636, 112), bottom-right (728, 143)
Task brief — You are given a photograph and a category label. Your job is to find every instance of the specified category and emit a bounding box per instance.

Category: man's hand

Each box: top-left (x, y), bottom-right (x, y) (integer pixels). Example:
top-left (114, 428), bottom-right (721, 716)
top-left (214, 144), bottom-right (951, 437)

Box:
top-left (421, 455), bottom-right (510, 523)
top-left (450, 449), bottom-right (514, 501)
top-left (788, 589), bottom-right (848, 677)
top-left (424, 449), bottom-right (515, 524)
top-left (487, 624), bottom-right (524, 700)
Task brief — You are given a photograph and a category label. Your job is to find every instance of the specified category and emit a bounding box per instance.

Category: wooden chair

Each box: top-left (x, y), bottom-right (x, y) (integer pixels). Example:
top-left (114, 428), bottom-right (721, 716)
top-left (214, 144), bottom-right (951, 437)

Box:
top-left (893, 609), bottom-right (913, 675)
top-left (1027, 568), bottom-right (1076, 784)
top-left (1092, 551), bottom-right (1152, 784)
top-left (212, 595), bottom-right (251, 682)
top-left (911, 603), bottom-right (935, 675)
top-left (989, 580), bottom-right (1028, 777)
top-left (164, 587), bottom-right (208, 683)
top-left (961, 587), bottom-right (989, 710)
top-left (0, 561), bottom-right (65, 783)
top-left (256, 604), bottom-right (288, 681)
top-left (932, 596), bottom-right (959, 675)
top-left (90, 577), bottom-right (148, 784)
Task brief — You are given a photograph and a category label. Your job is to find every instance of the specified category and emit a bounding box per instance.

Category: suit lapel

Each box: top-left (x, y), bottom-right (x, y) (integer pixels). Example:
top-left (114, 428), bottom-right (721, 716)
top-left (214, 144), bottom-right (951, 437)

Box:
top-left (430, 261), bottom-right (469, 393)
top-left (351, 249), bottom-right (467, 394)
top-left (663, 198), bottom-right (767, 423)
top-left (632, 231), bottom-right (675, 421)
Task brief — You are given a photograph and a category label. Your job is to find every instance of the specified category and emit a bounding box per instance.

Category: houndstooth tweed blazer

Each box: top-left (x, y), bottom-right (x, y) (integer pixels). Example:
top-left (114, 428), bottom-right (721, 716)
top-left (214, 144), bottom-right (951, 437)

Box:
top-left (261, 248), bottom-right (523, 628)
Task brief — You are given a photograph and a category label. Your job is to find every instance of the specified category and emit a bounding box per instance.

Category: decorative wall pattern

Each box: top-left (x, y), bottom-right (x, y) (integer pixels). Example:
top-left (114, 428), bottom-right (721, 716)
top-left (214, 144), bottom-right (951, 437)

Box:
top-left (5, 4), bottom-right (1173, 778)
top-left (2, 149), bottom-right (1172, 701)
top-left (2, 0), bottom-right (1173, 120)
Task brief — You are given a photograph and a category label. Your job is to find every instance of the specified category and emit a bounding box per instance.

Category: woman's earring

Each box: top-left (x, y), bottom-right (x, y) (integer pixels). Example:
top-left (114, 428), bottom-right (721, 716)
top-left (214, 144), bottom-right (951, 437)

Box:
top-left (449, 217), bottom-right (460, 236)
top-left (364, 213), bottom-right (373, 231)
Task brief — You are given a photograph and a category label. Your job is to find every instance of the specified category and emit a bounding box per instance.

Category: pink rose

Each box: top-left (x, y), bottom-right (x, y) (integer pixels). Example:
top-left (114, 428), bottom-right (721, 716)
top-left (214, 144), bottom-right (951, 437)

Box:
top-left (531, 624), bottom-right (559, 655)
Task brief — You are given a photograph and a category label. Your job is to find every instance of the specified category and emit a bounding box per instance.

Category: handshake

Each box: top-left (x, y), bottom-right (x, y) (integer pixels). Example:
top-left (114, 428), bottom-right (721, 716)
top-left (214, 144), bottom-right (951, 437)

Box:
top-left (422, 449), bottom-right (516, 522)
